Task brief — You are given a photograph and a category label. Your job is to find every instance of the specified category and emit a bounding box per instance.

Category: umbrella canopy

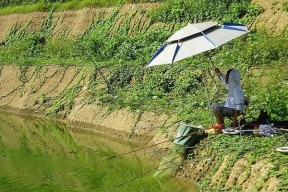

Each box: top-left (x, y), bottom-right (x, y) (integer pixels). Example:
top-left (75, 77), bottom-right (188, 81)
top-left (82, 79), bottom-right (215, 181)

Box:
top-left (146, 22), bottom-right (249, 67)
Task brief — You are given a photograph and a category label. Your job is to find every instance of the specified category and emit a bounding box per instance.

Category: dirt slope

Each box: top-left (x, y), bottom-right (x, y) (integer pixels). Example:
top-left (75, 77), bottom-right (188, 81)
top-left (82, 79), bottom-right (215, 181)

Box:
top-left (0, 3), bottom-right (161, 41)
top-left (0, 65), bottom-right (175, 145)
top-left (0, 63), bottom-right (285, 192)
top-left (0, 1), bottom-right (287, 191)
top-left (0, 1), bottom-right (287, 41)
top-left (251, 0), bottom-right (288, 33)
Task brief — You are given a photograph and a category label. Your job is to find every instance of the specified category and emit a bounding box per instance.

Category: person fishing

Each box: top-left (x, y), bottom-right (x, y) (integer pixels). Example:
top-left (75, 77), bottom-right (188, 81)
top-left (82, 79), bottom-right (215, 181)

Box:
top-left (211, 68), bottom-right (244, 132)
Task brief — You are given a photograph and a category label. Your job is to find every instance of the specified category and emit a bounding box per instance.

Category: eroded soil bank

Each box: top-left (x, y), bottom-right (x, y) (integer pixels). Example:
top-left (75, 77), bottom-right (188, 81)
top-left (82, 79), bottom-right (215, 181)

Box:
top-left (0, 65), bottom-right (285, 192)
top-left (0, 65), bottom-right (177, 144)
top-left (0, 0), bottom-right (287, 190)
top-left (0, 111), bottom-right (200, 192)
top-left (0, 0), bottom-right (287, 42)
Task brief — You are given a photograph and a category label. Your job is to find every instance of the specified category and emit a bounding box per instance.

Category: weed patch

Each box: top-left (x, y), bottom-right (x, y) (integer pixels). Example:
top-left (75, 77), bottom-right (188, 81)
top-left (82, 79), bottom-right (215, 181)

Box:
top-left (0, 1), bottom-right (287, 127)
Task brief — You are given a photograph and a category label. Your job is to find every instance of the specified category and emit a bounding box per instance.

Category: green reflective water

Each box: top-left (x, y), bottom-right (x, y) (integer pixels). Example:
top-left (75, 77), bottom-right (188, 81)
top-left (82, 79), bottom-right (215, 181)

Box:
top-left (0, 112), bottom-right (198, 192)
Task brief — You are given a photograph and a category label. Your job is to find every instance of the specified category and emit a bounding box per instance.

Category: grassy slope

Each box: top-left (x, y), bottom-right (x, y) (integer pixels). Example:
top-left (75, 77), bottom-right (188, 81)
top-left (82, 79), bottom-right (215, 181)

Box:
top-left (0, 0), bottom-right (287, 191)
top-left (0, 0), bottom-right (165, 15)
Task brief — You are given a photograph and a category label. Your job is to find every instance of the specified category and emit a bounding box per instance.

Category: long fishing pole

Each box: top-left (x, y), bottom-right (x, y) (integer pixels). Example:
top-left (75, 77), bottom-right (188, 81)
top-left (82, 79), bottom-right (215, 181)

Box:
top-left (2, 134), bottom-right (282, 192)
top-left (135, 145), bottom-right (200, 158)
top-left (105, 155), bottom-right (182, 192)
top-left (40, 132), bottom-right (201, 180)
top-left (106, 156), bottom-right (213, 192)
top-left (137, 124), bottom-right (178, 130)
top-left (3, 128), bottom-right (283, 192)
top-left (74, 127), bottom-right (288, 191)
top-left (0, 131), bottom-right (203, 192)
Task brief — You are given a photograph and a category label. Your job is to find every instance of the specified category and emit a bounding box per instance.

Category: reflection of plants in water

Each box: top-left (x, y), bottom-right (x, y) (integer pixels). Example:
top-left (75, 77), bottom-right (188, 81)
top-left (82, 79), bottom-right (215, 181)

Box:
top-left (86, 171), bottom-right (106, 190)
top-left (39, 167), bottom-right (60, 191)
top-left (41, 167), bottom-right (53, 180)
top-left (20, 134), bottom-right (31, 154)
top-left (50, 124), bottom-right (80, 154)
top-left (0, 113), bottom-right (169, 192)
top-left (45, 80), bottom-right (83, 116)
top-left (30, 120), bottom-right (80, 157)
top-left (0, 136), bottom-right (6, 158)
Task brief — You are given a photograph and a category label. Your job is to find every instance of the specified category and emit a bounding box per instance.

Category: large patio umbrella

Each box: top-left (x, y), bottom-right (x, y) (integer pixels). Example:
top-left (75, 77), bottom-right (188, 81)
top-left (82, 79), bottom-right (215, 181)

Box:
top-left (146, 21), bottom-right (249, 125)
top-left (146, 21), bottom-right (249, 67)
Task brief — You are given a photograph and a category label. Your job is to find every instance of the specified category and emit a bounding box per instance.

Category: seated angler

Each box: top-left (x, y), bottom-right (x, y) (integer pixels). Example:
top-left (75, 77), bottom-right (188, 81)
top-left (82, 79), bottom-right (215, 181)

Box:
top-left (211, 68), bottom-right (244, 132)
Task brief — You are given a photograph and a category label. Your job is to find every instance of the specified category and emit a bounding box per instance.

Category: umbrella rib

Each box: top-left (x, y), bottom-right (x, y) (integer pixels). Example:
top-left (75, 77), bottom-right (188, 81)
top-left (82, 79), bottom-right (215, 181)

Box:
top-left (201, 31), bottom-right (217, 48)
top-left (146, 22), bottom-right (249, 67)
top-left (223, 26), bottom-right (248, 32)
top-left (146, 44), bottom-right (167, 67)
top-left (172, 43), bottom-right (181, 64)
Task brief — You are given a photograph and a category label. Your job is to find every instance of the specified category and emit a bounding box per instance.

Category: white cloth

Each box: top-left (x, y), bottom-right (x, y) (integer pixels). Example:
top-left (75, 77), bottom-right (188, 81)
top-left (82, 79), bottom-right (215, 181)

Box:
top-left (218, 70), bottom-right (244, 111)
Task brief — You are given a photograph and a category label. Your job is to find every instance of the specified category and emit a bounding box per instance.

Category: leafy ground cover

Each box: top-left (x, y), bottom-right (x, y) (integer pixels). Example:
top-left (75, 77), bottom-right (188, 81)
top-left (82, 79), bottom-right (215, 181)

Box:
top-left (0, 0), bottom-right (164, 15)
top-left (0, 0), bottom-right (287, 191)
top-left (190, 133), bottom-right (288, 191)
top-left (0, 0), bottom-right (287, 126)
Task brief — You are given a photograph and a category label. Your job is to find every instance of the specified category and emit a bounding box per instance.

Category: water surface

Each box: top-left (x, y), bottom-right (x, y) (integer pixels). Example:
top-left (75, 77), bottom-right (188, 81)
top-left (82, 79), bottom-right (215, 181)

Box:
top-left (0, 112), bottom-right (198, 192)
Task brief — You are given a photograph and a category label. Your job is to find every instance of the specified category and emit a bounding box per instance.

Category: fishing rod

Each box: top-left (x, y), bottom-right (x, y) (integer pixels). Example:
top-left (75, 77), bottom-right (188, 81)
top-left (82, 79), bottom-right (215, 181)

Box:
top-left (0, 130), bottom-right (204, 192)
top-left (105, 155), bottom-right (182, 192)
top-left (106, 156), bottom-right (213, 192)
top-left (1, 134), bottom-right (282, 192)
top-left (73, 128), bottom-right (288, 191)
top-left (134, 145), bottom-right (200, 158)
top-left (4, 126), bottom-right (283, 192)
top-left (137, 124), bottom-right (178, 130)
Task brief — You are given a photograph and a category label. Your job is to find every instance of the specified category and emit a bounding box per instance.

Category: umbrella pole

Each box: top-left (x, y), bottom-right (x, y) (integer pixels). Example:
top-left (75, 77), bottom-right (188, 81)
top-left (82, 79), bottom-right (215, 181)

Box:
top-left (207, 53), bottom-right (216, 68)
top-left (206, 53), bottom-right (220, 101)
top-left (201, 66), bottom-right (214, 125)
top-left (206, 53), bottom-right (217, 85)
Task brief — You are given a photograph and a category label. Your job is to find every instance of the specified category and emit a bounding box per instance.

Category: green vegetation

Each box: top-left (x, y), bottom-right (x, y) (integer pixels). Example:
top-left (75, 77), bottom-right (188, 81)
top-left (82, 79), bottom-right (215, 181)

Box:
top-left (284, 0), bottom-right (288, 11)
top-left (0, 0), bottom-right (164, 15)
top-left (0, 1), bottom-right (287, 190)
top-left (149, 0), bottom-right (263, 24)
top-left (197, 133), bottom-right (288, 191)
top-left (0, 112), bottom-right (164, 192)
top-left (0, 0), bottom-right (159, 8)
top-left (0, 0), bottom-right (287, 125)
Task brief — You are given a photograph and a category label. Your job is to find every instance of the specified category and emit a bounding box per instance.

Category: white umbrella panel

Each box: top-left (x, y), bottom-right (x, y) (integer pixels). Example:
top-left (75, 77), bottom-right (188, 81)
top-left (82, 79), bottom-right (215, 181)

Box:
top-left (146, 22), bottom-right (249, 67)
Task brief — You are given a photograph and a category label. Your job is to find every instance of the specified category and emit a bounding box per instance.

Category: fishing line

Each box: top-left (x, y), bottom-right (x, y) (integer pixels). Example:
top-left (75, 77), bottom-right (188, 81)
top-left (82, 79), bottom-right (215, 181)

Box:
top-left (0, 130), bottom-right (204, 192)
top-left (106, 130), bottom-right (288, 192)
top-left (3, 127), bottom-right (282, 192)
top-left (105, 155), bottom-right (182, 192)
top-left (136, 145), bottom-right (200, 158)
top-left (0, 184), bottom-right (21, 192)
top-left (106, 156), bottom-right (213, 192)
top-left (142, 145), bottom-right (198, 154)
top-left (48, 131), bottom-right (203, 178)
top-left (74, 129), bottom-right (288, 191)
top-left (137, 124), bottom-right (178, 130)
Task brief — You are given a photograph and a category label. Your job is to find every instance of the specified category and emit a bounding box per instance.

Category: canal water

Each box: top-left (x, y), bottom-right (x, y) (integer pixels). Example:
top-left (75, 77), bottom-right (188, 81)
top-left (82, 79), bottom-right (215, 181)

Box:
top-left (0, 111), bottom-right (198, 192)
